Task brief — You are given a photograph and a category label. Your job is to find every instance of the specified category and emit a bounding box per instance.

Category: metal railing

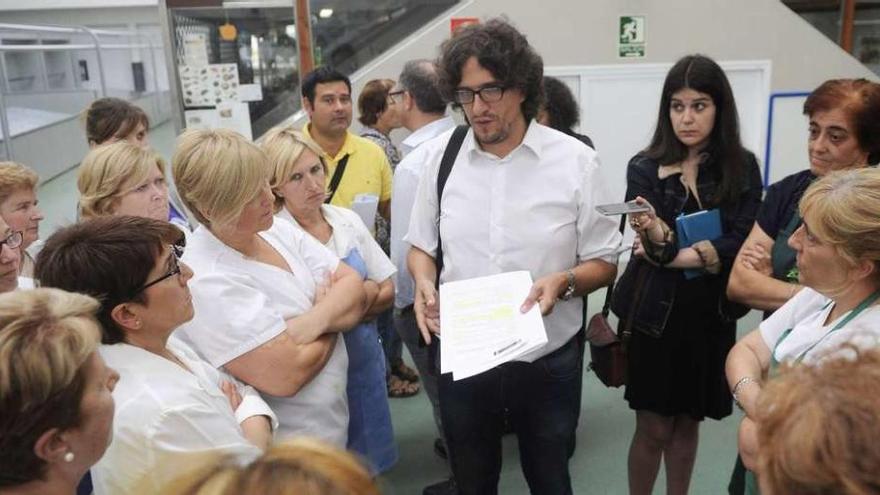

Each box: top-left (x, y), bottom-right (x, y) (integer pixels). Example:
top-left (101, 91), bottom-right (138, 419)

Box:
top-left (0, 23), bottom-right (164, 160)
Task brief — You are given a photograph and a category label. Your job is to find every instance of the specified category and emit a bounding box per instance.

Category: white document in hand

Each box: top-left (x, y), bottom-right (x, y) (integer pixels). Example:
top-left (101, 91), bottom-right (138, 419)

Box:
top-left (439, 271), bottom-right (548, 380)
top-left (350, 194), bottom-right (378, 231)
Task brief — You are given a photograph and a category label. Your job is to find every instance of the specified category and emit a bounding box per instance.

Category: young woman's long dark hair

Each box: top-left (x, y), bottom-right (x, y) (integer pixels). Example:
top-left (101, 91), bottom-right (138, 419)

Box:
top-left (645, 54), bottom-right (747, 205)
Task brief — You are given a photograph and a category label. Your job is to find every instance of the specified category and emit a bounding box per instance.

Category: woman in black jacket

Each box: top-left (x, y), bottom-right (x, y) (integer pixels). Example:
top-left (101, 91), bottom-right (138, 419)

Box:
top-left (614, 54), bottom-right (763, 495)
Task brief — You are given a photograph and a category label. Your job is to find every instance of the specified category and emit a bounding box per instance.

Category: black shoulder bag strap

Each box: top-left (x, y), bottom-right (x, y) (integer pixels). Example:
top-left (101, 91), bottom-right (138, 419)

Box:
top-left (601, 215), bottom-right (628, 318)
top-left (434, 125), bottom-right (469, 288)
top-left (324, 154), bottom-right (351, 204)
top-left (423, 125), bottom-right (469, 369)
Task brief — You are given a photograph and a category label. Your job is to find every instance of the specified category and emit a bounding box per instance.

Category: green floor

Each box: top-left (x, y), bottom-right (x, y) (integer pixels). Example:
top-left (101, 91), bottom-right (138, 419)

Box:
top-left (37, 120), bottom-right (759, 495)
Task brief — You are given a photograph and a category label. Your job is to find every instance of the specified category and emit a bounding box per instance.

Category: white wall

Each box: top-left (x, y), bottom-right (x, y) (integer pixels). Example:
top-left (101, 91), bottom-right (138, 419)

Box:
top-left (345, 0), bottom-right (874, 97)
top-left (544, 61), bottom-right (771, 214)
top-left (323, 0), bottom-right (878, 323)
top-left (336, 0), bottom-right (877, 180)
top-left (8, 0), bottom-right (876, 181)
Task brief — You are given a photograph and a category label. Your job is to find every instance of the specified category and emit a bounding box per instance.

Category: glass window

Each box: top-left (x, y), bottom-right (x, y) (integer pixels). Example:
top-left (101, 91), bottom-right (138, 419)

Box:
top-left (170, 6), bottom-right (299, 138)
top-left (310, 0), bottom-right (459, 73)
top-left (165, 0), bottom-right (459, 139)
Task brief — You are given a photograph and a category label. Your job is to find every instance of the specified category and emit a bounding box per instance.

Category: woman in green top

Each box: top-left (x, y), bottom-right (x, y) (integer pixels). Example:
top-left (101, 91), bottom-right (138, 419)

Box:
top-left (727, 79), bottom-right (880, 317)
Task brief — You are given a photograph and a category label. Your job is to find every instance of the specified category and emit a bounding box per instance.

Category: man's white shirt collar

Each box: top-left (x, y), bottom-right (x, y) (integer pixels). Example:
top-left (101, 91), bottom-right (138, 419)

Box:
top-left (401, 116), bottom-right (456, 154)
top-left (465, 120), bottom-right (543, 161)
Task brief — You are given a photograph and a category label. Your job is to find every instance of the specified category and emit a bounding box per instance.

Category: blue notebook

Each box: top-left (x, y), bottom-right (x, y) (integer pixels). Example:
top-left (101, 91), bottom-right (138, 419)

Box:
top-left (676, 209), bottom-right (722, 279)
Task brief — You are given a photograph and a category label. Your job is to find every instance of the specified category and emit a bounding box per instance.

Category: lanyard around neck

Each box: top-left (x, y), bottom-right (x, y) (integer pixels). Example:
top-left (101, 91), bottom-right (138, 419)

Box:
top-left (777, 290), bottom-right (880, 365)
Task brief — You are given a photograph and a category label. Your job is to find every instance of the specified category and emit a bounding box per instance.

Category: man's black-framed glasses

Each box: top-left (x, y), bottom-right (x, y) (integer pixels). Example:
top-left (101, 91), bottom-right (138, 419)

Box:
top-left (0, 231), bottom-right (23, 251)
top-left (453, 85), bottom-right (505, 105)
top-left (134, 244), bottom-right (184, 295)
top-left (388, 89), bottom-right (406, 104)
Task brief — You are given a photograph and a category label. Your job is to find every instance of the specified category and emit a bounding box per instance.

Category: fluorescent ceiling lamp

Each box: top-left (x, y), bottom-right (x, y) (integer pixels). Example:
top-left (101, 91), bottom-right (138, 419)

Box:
top-left (319, 8), bottom-right (333, 18)
top-left (223, 1), bottom-right (293, 7)
top-left (251, 35), bottom-right (260, 67)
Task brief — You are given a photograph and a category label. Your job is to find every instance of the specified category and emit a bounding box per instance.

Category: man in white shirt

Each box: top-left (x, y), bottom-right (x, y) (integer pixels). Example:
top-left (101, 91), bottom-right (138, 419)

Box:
top-left (406, 19), bottom-right (621, 495)
top-left (389, 59), bottom-right (455, 464)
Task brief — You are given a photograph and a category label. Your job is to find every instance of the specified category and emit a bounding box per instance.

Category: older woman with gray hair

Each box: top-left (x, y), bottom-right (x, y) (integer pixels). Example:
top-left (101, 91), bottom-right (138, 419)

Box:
top-left (171, 128), bottom-right (367, 447)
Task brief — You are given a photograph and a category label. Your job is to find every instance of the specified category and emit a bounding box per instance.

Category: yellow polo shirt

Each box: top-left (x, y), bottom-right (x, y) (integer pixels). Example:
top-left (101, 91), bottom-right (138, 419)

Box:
top-left (303, 126), bottom-right (393, 209)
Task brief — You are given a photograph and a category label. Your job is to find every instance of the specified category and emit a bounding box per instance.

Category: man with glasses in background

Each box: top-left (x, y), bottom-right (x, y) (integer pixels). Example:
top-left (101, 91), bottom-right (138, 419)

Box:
top-left (405, 19), bottom-right (621, 495)
top-left (389, 58), bottom-right (456, 495)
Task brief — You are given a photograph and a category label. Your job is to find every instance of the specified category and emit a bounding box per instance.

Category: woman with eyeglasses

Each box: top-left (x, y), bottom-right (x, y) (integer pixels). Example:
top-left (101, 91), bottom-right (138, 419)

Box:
top-left (0, 216), bottom-right (23, 293)
top-left (0, 162), bottom-right (43, 283)
top-left (35, 215), bottom-right (277, 495)
top-left (78, 141), bottom-right (171, 220)
top-left (723, 79), bottom-right (880, 495)
top-left (83, 97), bottom-right (191, 230)
top-left (78, 140), bottom-right (195, 245)
top-left (726, 167), bottom-right (880, 494)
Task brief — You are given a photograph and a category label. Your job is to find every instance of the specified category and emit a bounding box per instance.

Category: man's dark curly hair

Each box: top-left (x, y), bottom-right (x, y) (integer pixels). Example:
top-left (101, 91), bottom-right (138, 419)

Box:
top-left (437, 18), bottom-right (544, 121)
top-left (542, 76), bottom-right (580, 132)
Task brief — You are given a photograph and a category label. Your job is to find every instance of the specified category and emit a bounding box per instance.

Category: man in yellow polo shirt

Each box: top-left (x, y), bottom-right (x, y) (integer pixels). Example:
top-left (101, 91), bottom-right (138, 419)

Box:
top-left (301, 67), bottom-right (393, 222)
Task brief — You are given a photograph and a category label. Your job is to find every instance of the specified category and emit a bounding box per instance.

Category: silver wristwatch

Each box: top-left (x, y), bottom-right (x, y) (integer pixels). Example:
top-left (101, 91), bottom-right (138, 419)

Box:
top-left (560, 269), bottom-right (576, 300)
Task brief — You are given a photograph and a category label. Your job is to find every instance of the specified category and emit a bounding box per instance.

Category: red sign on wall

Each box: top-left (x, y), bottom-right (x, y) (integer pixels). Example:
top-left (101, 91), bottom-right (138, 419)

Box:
top-left (450, 17), bottom-right (479, 35)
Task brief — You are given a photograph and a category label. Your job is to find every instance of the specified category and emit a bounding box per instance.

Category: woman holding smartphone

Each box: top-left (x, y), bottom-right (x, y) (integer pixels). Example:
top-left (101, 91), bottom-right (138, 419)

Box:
top-left (613, 54), bottom-right (763, 495)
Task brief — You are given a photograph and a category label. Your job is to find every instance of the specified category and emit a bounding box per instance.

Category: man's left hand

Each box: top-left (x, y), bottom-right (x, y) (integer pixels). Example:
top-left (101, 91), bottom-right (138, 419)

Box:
top-left (520, 272), bottom-right (568, 316)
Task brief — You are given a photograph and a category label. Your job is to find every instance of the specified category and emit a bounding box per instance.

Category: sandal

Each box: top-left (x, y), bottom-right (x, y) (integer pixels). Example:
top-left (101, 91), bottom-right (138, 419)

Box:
top-left (387, 374), bottom-right (420, 398)
top-left (391, 362), bottom-right (420, 383)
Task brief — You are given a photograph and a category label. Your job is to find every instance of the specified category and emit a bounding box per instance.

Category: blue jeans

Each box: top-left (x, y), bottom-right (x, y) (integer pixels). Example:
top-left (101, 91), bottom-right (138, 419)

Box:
top-left (438, 336), bottom-right (583, 495)
top-left (378, 308), bottom-right (403, 372)
top-left (393, 307), bottom-right (442, 435)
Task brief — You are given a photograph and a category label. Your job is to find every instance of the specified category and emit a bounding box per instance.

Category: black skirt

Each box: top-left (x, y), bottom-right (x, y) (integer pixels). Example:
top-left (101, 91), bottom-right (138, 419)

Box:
top-left (624, 273), bottom-right (736, 421)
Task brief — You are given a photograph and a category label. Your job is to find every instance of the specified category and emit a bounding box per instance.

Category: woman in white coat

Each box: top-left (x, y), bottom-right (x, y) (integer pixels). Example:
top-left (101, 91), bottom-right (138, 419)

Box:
top-left (262, 126), bottom-right (397, 474)
top-left (725, 167), bottom-right (880, 494)
top-left (171, 128), bottom-right (367, 446)
top-left (35, 215), bottom-right (277, 494)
